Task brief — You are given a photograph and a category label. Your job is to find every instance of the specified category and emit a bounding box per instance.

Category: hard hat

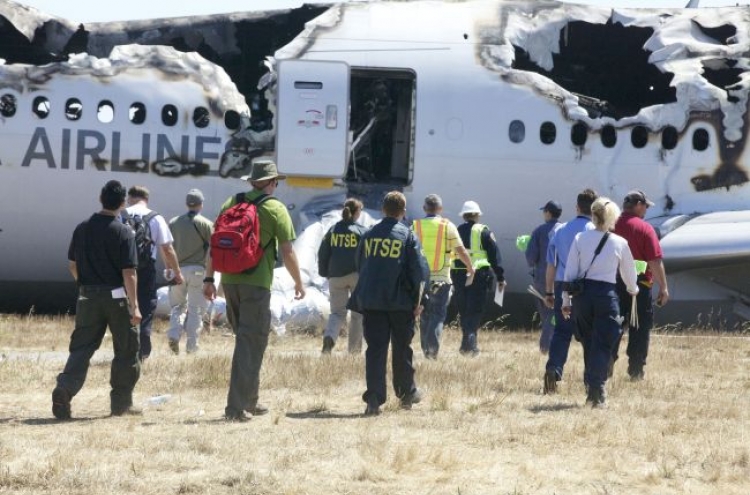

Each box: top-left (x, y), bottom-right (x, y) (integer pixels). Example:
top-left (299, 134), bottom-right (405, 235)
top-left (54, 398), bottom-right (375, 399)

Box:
top-left (459, 200), bottom-right (482, 215)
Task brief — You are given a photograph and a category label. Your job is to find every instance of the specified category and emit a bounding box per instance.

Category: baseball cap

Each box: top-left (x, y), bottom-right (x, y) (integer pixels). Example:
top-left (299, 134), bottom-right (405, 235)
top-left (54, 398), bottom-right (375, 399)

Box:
top-left (623, 190), bottom-right (654, 207)
top-left (186, 188), bottom-right (204, 206)
top-left (540, 200), bottom-right (562, 215)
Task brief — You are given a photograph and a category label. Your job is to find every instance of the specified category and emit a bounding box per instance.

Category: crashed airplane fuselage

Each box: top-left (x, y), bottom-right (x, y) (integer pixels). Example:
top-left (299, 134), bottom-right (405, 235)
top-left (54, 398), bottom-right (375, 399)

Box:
top-left (2, 0), bottom-right (750, 325)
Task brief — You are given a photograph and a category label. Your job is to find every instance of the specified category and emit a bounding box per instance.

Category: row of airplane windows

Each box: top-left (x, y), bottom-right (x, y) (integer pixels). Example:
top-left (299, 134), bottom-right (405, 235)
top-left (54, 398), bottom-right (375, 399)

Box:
top-left (0, 93), bottom-right (243, 130)
top-left (510, 120), bottom-right (710, 151)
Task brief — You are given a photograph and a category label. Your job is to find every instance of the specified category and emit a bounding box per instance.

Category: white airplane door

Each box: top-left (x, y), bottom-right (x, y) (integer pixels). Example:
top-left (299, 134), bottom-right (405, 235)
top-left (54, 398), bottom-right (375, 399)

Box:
top-left (275, 60), bottom-right (350, 178)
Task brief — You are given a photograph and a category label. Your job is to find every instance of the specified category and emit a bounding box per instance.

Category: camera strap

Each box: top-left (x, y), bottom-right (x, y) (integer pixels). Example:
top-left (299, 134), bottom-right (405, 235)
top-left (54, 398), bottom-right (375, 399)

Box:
top-left (581, 232), bottom-right (610, 279)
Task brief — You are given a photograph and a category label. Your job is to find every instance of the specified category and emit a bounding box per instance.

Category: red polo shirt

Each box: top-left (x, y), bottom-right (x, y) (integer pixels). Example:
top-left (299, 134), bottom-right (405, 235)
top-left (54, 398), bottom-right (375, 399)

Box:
top-left (613, 212), bottom-right (662, 285)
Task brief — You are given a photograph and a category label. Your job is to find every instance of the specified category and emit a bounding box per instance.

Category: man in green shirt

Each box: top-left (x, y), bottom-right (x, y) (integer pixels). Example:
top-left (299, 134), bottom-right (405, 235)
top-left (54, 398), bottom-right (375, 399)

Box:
top-left (167, 188), bottom-right (214, 354)
top-left (203, 159), bottom-right (305, 421)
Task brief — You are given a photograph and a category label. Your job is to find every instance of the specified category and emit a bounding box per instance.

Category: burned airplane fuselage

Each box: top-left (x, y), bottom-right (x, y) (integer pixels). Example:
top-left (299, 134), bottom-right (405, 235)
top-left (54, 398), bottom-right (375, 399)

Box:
top-left (3, 0), bottom-right (750, 324)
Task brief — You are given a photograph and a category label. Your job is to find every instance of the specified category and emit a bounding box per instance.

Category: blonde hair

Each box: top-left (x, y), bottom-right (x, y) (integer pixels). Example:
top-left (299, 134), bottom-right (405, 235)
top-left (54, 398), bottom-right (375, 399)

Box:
top-left (591, 197), bottom-right (621, 231)
top-left (342, 198), bottom-right (363, 222)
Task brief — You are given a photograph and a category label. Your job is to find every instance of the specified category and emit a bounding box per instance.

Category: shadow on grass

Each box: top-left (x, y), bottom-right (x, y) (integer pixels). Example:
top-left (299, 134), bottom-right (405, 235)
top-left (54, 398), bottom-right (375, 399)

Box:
top-left (528, 403), bottom-right (580, 413)
top-left (20, 416), bottom-right (99, 425)
top-left (286, 410), bottom-right (365, 420)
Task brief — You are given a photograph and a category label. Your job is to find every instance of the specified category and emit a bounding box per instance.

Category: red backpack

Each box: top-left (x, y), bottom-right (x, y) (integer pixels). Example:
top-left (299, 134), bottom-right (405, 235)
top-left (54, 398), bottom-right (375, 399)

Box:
top-left (210, 193), bottom-right (273, 274)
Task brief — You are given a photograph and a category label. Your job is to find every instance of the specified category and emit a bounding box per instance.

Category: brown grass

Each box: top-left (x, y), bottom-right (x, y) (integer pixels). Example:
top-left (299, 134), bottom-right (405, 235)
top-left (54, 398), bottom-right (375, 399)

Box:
top-left (1, 313), bottom-right (749, 494)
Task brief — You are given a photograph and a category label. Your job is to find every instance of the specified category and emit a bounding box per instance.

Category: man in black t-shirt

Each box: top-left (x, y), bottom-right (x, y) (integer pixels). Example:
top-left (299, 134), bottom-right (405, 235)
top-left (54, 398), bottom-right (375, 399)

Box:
top-left (52, 180), bottom-right (143, 420)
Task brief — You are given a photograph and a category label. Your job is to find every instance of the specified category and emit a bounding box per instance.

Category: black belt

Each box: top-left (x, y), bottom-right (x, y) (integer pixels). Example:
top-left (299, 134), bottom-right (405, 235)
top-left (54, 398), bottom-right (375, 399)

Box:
top-left (79, 285), bottom-right (117, 295)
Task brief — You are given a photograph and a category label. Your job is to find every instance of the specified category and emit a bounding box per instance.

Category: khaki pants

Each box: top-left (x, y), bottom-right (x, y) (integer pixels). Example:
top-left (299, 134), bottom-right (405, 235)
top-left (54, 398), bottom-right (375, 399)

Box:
top-left (168, 265), bottom-right (208, 352)
top-left (324, 272), bottom-right (363, 353)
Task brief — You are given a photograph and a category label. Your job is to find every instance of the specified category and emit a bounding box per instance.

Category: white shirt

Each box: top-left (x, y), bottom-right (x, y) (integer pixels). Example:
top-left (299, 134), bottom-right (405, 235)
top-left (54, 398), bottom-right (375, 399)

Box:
top-left (126, 203), bottom-right (173, 260)
top-left (562, 229), bottom-right (638, 304)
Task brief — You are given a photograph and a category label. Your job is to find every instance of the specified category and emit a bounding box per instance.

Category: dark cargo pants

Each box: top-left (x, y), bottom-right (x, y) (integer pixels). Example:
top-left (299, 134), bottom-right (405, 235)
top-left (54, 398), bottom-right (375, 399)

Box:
top-left (362, 310), bottom-right (417, 406)
top-left (223, 283), bottom-right (271, 417)
top-left (56, 286), bottom-right (141, 412)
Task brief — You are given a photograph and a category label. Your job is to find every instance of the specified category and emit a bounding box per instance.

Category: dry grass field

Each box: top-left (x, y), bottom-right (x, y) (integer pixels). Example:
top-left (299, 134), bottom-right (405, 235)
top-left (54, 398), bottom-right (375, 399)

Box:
top-left (1, 313), bottom-right (749, 495)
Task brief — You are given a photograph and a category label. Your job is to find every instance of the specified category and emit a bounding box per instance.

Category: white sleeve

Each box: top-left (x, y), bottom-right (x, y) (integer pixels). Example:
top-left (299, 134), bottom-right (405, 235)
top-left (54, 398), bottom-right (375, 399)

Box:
top-left (152, 215), bottom-right (174, 245)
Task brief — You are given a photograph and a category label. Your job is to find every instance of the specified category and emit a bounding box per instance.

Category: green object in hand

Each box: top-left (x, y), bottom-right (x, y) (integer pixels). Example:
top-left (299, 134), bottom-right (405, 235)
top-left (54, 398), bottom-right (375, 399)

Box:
top-left (635, 260), bottom-right (647, 275)
top-left (516, 234), bottom-right (531, 252)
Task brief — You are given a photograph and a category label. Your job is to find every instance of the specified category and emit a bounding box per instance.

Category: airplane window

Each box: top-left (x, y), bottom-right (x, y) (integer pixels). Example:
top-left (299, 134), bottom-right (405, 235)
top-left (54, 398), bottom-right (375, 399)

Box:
top-left (162, 104), bottom-right (178, 127)
top-left (98, 100), bottom-right (114, 123)
top-left (509, 120), bottom-right (525, 143)
top-left (601, 125), bottom-right (616, 148)
top-left (540, 122), bottom-right (556, 145)
top-left (571, 122), bottom-right (588, 146)
top-left (0, 94), bottom-right (17, 117)
top-left (130, 102), bottom-right (146, 124)
top-left (65, 98), bottom-right (83, 121)
top-left (662, 126), bottom-right (678, 150)
top-left (224, 110), bottom-right (240, 130)
top-left (33, 96), bottom-right (50, 119)
top-left (193, 107), bottom-right (210, 128)
top-left (631, 125), bottom-right (648, 149)
top-left (693, 128), bottom-right (709, 151)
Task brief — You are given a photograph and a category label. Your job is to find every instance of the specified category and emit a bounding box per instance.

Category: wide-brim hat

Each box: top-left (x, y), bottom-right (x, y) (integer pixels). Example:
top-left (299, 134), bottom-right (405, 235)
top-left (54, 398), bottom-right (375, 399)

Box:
top-left (240, 158), bottom-right (287, 182)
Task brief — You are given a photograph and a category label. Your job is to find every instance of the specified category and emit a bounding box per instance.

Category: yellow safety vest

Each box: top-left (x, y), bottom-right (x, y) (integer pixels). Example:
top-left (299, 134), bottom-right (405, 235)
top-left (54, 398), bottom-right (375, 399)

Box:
top-left (412, 217), bottom-right (450, 272)
top-left (466, 223), bottom-right (490, 270)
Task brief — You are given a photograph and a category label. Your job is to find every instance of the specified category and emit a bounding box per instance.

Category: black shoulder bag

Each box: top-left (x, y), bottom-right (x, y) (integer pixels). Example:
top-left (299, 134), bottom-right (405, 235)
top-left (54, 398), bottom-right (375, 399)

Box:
top-left (562, 232), bottom-right (609, 297)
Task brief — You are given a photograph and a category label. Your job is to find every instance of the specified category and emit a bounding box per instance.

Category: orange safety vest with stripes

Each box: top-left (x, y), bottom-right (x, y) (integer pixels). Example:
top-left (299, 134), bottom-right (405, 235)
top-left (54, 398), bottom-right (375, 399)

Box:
top-left (412, 217), bottom-right (450, 272)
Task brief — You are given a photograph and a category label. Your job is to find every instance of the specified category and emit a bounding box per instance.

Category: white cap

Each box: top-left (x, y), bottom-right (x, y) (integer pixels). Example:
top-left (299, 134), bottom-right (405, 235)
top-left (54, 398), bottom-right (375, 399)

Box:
top-left (460, 200), bottom-right (482, 215)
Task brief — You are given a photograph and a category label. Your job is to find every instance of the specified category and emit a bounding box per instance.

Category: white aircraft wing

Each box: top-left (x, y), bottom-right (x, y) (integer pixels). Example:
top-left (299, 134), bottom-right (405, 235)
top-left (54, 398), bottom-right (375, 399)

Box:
top-left (656, 211), bottom-right (750, 273)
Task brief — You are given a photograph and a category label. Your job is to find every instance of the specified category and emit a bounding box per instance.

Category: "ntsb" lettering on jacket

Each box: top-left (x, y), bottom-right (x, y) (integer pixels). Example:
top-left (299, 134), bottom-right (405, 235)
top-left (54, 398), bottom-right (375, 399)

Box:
top-left (364, 238), bottom-right (403, 258)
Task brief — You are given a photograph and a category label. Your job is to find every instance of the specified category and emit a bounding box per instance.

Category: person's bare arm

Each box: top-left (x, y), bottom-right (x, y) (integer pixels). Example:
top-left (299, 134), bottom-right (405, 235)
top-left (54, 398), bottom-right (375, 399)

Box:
top-left (648, 259), bottom-right (669, 306)
top-left (454, 245), bottom-right (476, 277)
top-left (159, 243), bottom-right (184, 284)
top-left (280, 241), bottom-right (305, 300)
top-left (544, 263), bottom-right (556, 309)
top-left (202, 256), bottom-right (217, 301)
top-left (122, 267), bottom-right (142, 325)
top-left (68, 261), bottom-right (78, 282)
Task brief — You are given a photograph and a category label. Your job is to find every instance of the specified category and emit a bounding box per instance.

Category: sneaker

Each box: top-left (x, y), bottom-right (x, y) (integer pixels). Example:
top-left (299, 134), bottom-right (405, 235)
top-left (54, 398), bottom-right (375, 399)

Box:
top-left (245, 404), bottom-right (269, 416)
top-left (543, 369), bottom-right (558, 394)
top-left (321, 336), bottom-right (334, 355)
top-left (400, 389), bottom-right (423, 410)
top-left (364, 398), bottom-right (380, 416)
top-left (224, 411), bottom-right (251, 422)
top-left (52, 387), bottom-right (71, 420)
top-left (111, 406), bottom-right (143, 417)
top-left (168, 339), bottom-right (180, 355)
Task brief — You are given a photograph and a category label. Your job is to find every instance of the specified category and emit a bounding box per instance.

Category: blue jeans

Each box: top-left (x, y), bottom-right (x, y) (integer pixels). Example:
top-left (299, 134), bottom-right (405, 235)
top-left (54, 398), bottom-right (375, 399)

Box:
top-left (574, 280), bottom-right (621, 390)
top-left (545, 281), bottom-right (579, 380)
top-left (534, 281), bottom-right (556, 352)
top-left (420, 282), bottom-right (451, 357)
top-left (136, 263), bottom-right (157, 359)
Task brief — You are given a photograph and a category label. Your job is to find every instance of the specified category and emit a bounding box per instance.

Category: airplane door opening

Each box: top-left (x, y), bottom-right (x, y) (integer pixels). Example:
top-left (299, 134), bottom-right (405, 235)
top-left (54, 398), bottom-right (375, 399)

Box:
top-left (348, 69), bottom-right (415, 186)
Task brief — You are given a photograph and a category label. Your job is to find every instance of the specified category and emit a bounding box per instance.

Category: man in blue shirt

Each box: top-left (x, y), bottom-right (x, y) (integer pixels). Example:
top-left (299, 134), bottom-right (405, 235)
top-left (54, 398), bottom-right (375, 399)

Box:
top-left (542, 189), bottom-right (597, 394)
top-left (525, 200), bottom-right (562, 354)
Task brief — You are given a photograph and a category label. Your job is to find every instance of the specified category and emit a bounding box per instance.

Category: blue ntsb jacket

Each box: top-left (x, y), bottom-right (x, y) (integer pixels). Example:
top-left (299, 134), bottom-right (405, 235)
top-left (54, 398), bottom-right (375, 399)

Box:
top-left (317, 220), bottom-right (369, 278)
top-left (351, 217), bottom-right (430, 312)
